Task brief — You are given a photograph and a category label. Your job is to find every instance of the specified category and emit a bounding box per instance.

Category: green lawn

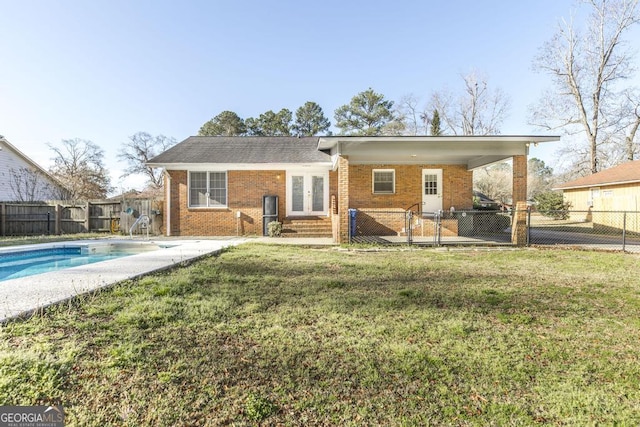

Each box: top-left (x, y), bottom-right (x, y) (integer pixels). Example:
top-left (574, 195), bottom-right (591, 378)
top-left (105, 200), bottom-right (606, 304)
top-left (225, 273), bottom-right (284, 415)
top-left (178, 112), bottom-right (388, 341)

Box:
top-left (1, 244), bottom-right (640, 425)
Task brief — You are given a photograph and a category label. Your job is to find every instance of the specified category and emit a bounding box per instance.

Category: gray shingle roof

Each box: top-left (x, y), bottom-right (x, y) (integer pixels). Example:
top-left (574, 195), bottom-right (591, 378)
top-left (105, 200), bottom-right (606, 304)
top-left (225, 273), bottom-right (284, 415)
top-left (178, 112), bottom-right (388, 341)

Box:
top-left (148, 136), bottom-right (330, 165)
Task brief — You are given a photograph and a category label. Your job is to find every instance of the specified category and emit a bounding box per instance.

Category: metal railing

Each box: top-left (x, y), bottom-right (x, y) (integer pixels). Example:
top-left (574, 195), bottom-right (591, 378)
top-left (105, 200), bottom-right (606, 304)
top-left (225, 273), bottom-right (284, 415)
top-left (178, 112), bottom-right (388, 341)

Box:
top-left (349, 208), bottom-right (640, 252)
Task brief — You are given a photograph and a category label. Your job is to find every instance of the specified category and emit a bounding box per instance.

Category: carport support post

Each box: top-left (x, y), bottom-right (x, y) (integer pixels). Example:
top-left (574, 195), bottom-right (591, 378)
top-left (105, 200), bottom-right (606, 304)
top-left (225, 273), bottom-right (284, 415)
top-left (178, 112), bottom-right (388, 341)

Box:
top-left (511, 201), bottom-right (528, 246)
top-left (512, 155), bottom-right (527, 204)
top-left (511, 155), bottom-right (528, 247)
top-left (337, 155), bottom-right (350, 244)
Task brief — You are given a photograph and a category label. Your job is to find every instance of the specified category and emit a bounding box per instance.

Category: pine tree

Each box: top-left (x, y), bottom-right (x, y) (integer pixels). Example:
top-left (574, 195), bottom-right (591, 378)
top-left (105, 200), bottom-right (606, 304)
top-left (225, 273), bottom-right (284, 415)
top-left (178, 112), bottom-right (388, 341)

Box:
top-left (430, 109), bottom-right (442, 136)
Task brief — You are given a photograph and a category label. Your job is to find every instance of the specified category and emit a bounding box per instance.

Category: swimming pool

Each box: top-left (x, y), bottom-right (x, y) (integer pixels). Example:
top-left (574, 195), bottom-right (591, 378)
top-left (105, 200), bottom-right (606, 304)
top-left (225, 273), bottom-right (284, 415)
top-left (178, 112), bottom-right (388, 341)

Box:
top-left (0, 243), bottom-right (162, 281)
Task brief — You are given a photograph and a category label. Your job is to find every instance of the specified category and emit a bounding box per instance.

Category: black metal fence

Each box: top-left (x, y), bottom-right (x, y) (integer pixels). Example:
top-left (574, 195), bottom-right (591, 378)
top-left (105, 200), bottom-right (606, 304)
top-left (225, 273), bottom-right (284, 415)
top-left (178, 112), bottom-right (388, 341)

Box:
top-left (350, 208), bottom-right (640, 252)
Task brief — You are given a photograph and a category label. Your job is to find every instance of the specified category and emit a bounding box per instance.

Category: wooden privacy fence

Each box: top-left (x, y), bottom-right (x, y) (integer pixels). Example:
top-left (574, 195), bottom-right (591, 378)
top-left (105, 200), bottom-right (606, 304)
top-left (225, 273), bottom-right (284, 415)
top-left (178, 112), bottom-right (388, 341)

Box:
top-left (0, 199), bottom-right (163, 236)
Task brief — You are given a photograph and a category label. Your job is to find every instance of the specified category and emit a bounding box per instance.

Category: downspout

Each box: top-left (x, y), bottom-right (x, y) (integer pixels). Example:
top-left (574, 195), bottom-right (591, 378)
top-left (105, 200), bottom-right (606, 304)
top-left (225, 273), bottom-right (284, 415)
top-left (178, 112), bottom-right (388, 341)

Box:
top-left (165, 171), bottom-right (171, 237)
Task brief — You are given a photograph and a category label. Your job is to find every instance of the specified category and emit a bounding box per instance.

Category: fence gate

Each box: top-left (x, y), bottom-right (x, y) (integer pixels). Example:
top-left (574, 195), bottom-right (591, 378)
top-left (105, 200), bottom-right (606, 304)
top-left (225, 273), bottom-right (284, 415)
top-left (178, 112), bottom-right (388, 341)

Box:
top-left (349, 208), bottom-right (640, 252)
top-left (350, 208), bottom-right (513, 246)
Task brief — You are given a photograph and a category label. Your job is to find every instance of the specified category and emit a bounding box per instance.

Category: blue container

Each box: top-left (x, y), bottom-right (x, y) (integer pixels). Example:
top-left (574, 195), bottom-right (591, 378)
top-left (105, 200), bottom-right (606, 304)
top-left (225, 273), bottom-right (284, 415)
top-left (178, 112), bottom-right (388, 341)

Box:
top-left (348, 209), bottom-right (357, 237)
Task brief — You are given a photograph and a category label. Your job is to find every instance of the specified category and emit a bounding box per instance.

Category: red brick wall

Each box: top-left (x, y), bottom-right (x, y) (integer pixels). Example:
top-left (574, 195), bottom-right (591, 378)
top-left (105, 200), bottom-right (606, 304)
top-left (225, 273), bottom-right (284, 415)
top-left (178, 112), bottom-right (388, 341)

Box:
top-left (166, 170), bottom-right (286, 236)
top-left (337, 156), bottom-right (350, 242)
top-left (512, 155), bottom-right (527, 204)
top-left (166, 163), bottom-right (472, 238)
top-left (347, 164), bottom-right (473, 210)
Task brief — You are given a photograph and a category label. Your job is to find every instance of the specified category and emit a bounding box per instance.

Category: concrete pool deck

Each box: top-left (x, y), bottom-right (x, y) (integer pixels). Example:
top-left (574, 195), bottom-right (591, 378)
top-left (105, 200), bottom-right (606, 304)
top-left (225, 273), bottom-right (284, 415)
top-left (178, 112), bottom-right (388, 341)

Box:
top-left (0, 237), bottom-right (247, 322)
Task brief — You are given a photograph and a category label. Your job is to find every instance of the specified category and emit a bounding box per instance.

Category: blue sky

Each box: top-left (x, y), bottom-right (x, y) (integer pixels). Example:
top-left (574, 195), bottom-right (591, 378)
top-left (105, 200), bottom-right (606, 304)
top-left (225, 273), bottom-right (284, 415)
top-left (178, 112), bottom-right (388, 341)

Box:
top-left (0, 0), bottom-right (617, 191)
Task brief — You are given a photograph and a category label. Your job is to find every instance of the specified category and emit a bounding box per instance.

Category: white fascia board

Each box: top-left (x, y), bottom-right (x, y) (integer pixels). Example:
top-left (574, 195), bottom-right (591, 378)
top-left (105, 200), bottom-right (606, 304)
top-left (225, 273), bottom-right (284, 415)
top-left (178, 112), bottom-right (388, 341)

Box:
top-left (157, 162), bottom-right (333, 171)
top-left (318, 135), bottom-right (561, 150)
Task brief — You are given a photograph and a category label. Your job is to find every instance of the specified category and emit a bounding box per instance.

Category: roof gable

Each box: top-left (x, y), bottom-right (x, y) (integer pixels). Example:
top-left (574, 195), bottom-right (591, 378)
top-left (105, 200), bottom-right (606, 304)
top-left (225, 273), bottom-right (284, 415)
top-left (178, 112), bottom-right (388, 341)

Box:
top-left (0, 137), bottom-right (68, 200)
top-left (148, 136), bottom-right (330, 165)
top-left (555, 160), bottom-right (640, 190)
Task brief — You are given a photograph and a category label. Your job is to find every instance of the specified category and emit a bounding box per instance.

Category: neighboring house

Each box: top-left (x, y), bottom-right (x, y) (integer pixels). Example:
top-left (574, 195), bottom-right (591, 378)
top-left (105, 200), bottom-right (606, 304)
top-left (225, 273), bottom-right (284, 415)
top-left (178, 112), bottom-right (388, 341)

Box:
top-left (0, 136), bottom-right (67, 201)
top-left (147, 135), bottom-right (559, 243)
top-left (554, 160), bottom-right (640, 232)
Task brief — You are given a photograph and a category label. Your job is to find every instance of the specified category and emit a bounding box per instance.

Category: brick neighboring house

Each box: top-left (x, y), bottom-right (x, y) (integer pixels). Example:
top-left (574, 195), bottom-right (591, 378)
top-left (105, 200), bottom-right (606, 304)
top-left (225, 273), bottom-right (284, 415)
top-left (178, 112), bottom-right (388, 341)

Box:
top-left (148, 135), bottom-right (559, 243)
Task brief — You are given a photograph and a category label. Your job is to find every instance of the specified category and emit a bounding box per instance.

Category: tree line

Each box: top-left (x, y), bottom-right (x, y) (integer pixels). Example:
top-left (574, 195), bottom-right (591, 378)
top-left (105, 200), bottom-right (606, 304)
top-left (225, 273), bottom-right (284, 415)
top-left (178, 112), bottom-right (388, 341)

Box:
top-left (196, 75), bottom-right (506, 139)
top-left (10, 0), bottom-right (638, 203)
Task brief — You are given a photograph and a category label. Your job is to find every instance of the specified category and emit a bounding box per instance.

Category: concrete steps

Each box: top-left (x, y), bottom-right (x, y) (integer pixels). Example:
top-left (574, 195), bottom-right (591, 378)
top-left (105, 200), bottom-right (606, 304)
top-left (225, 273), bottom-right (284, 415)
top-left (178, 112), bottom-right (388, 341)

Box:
top-left (281, 217), bottom-right (332, 238)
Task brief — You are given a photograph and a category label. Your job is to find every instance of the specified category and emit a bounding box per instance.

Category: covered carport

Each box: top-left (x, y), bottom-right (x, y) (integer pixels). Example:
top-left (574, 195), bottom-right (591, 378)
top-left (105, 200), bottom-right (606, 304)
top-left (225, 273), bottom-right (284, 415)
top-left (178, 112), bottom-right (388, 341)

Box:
top-left (317, 135), bottom-right (561, 244)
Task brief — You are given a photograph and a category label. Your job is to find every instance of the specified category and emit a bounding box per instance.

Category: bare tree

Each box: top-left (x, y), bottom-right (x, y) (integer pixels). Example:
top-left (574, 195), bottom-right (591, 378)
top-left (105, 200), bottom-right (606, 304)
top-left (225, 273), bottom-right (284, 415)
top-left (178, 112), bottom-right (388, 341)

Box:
top-left (621, 89), bottom-right (640, 161)
top-left (531, 0), bottom-right (640, 174)
top-left (118, 132), bottom-right (177, 189)
top-left (8, 167), bottom-right (51, 201)
top-left (429, 71), bottom-right (510, 135)
top-left (49, 138), bottom-right (112, 199)
top-left (394, 94), bottom-right (428, 135)
top-left (474, 162), bottom-right (513, 205)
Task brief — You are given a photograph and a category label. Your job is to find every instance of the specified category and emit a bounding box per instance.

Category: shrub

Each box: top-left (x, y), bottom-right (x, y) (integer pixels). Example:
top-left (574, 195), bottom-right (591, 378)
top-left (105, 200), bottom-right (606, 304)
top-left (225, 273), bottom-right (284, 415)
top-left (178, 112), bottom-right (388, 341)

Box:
top-left (534, 191), bottom-right (572, 219)
top-left (267, 221), bottom-right (282, 237)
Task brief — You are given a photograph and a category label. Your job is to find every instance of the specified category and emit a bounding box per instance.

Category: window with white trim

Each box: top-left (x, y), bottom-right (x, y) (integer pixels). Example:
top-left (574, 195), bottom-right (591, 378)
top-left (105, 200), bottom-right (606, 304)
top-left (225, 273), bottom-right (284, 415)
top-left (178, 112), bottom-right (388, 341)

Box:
top-left (189, 171), bottom-right (227, 207)
top-left (373, 169), bottom-right (395, 194)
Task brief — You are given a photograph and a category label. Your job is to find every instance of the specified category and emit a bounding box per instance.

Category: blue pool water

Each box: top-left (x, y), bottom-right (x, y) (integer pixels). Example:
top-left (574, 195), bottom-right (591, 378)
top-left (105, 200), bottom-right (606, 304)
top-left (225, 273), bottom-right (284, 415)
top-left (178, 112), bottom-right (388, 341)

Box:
top-left (0, 246), bottom-right (148, 281)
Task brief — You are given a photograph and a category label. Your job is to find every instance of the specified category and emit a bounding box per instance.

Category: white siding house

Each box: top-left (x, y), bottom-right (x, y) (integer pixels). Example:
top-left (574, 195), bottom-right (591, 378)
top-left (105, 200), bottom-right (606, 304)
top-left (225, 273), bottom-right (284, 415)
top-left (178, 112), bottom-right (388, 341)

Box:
top-left (0, 136), bottom-right (67, 201)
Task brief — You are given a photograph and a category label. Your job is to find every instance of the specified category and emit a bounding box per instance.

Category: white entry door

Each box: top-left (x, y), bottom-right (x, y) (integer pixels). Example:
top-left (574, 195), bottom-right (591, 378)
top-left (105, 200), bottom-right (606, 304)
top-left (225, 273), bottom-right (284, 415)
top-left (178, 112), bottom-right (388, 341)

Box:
top-left (287, 172), bottom-right (328, 216)
top-left (422, 169), bottom-right (443, 213)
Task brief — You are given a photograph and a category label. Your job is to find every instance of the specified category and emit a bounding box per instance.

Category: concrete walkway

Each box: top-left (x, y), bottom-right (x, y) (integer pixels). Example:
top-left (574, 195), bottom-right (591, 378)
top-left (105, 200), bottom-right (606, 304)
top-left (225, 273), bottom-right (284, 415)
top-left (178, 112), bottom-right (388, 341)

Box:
top-left (0, 238), bottom-right (246, 322)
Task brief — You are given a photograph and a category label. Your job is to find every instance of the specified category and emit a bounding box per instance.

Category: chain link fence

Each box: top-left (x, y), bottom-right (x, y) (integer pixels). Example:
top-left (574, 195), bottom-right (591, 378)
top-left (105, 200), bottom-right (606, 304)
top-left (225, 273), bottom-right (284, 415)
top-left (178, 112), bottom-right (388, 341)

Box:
top-left (350, 208), bottom-right (640, 252)
top-left (528, 209), bottom-right (640, 252)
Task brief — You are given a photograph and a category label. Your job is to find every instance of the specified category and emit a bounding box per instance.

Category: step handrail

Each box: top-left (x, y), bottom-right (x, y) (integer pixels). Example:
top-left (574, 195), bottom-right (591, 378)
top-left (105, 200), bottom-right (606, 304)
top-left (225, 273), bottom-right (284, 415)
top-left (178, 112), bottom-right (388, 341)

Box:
top-left (129, 214), bottom-right (150, 239)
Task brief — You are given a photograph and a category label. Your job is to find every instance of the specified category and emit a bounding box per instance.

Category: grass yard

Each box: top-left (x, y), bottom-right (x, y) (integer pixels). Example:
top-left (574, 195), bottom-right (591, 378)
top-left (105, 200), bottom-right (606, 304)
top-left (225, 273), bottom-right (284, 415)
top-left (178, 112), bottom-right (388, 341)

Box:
top-left (1, 243), bottom-right (640, 425)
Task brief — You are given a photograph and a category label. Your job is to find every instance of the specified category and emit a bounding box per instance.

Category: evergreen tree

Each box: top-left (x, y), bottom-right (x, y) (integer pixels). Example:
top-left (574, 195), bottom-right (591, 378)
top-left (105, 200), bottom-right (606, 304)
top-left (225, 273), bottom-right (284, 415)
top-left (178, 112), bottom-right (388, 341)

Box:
top-left (245, 109), bottom-right (292, 136)
top-left (334, 88), bottom-right (395, 135)
top-left (292, 102), bottom-right (331, 136)
top-left (198, 111), bottom-right (246, 136)
top-left (430, 109), bottom-right (442, 136)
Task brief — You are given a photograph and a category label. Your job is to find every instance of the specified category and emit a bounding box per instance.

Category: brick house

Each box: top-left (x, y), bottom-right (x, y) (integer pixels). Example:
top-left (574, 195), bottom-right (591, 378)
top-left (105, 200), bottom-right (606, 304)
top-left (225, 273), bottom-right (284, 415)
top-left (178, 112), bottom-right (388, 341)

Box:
top-left (148, 135), bottom-right (559, 243)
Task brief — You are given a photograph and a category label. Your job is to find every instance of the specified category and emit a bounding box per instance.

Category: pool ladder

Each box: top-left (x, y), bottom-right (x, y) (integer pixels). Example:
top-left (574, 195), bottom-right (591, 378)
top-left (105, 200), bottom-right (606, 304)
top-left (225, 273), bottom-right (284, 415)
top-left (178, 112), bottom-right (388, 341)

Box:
top-left (129, 214), bottom-right (150, 239)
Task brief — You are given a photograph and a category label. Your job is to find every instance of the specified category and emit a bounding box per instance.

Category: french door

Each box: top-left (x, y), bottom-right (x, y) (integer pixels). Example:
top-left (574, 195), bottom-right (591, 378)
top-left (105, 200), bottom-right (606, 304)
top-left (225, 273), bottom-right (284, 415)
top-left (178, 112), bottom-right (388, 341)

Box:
top-left (287, 171), bottom-right (328, 216)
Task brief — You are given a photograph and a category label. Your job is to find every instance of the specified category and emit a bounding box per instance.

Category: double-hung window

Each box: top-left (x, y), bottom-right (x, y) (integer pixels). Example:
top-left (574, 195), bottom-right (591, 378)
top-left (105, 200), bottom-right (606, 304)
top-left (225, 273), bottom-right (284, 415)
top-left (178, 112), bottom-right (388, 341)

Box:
top-left (189, 171), bottom-right (227, 207)
top-left (372, 169), bottom-right (395, 194)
